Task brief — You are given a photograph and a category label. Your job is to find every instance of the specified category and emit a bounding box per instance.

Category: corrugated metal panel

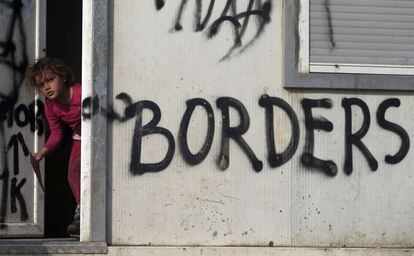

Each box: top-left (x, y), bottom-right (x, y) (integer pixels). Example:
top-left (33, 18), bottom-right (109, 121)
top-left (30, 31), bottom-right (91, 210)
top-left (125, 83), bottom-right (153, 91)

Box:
top-left (108, 0), bottom-right (414, 248)
top-left (310, 0), bottom-right (414, 66)
top-left (0, 0), bottom-right (45, 237)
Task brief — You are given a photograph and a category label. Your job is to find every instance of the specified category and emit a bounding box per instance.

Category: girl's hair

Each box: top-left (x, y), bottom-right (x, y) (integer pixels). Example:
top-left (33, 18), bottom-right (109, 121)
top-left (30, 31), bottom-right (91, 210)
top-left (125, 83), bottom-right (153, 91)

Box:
top-left (25, 57), bottom-right (75, 88)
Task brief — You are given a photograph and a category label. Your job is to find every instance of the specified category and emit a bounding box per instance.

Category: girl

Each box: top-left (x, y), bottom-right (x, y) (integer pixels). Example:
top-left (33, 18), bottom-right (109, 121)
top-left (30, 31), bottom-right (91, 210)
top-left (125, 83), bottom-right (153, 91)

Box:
top-left (25, 57), bottom-right (81, 237)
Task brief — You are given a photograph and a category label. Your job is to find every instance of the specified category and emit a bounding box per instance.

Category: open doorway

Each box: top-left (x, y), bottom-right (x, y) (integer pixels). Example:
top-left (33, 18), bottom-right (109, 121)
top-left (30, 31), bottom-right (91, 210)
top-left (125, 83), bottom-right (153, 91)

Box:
top-left (0, 0), bottom-right (105, 248)
top-left (45, 0), bottom-right (82, 238)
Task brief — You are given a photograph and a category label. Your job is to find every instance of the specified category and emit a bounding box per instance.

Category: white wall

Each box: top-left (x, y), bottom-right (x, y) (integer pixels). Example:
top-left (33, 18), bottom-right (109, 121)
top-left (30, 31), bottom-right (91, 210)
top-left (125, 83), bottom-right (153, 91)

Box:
top-left (108, 0), bottom-right (414, 247)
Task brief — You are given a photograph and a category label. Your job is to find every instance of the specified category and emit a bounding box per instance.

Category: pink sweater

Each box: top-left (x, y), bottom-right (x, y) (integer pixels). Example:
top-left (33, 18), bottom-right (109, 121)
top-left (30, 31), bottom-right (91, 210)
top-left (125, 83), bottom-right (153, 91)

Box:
top-left (44, 83), bottom-right (82, 151)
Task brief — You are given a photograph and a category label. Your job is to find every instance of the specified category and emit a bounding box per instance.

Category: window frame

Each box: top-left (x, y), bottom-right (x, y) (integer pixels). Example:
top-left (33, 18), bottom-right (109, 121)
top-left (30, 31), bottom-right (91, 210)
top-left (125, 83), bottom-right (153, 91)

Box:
top-left (284, 0), bottom-right (414, 90)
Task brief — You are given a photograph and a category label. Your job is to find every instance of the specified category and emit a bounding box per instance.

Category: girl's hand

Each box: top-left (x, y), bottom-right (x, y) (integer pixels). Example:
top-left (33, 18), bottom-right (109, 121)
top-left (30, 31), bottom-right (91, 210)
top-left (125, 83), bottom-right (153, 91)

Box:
top-left (31, 147), bottom-right (49, 162)
top-left (30, 153), bottom-right (40, 172)
top-left (31, 152), bottom-right (43, 162)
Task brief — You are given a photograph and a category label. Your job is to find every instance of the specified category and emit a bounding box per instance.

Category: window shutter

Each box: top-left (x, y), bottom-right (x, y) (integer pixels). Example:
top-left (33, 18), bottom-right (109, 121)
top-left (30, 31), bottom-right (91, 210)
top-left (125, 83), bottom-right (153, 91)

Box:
top-left (309, 0), bottom-right (414, 72)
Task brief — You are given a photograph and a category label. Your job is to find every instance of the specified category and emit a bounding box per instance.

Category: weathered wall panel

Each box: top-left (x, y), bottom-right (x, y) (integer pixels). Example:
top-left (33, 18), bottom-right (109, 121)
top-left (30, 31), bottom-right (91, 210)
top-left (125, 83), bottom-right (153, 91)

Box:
top-left (0, 0), bottom-right (45, 236)
top-left (108, 0), bottom-right (414, 247)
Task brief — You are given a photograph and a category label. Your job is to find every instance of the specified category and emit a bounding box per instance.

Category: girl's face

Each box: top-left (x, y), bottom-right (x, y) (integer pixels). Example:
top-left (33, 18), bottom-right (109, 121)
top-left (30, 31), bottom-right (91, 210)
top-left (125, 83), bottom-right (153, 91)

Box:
top-left (35, 69), bottom-right (66, 100)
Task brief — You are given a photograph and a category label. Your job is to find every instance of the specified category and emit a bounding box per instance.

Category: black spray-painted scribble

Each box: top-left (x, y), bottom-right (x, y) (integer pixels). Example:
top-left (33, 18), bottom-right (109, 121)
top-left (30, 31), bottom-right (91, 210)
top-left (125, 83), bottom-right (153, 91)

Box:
top-left (0, 0), bottom-right (34, 227)
top-left (11, 177), bottom-right (28, 221)
top-left (83, 94), bottom-right (410, 177)
top-left (83, 94), bottom-right (176, 175)
top-left (179, 98), bottom-right (215, 165)
top-left (342, 98), bottom-right (378, 175)
top-left (259, 94), bottom-right (299, 168)
top-left (0, 128), bottom-right (34, 224)
top-left (155, 0), bottom-right (165, 10)
top-left (376, 98), bottom-right (410, 164)
top-left (216, 97), bottom-right (263, 172)
top-left (156, 0), bottom-right (272, 61)
top-left (128, 101), bottom-right (176, 175)
top-left (324, 0), bottom-right (335, 49)
top-left (0, 0), bottom-right (28, 72)
top-left (6, 132), bottom-right (29, 175)
top-left (0, 0), bottom-right (29, 131)
top-left (0, 168), bottom-right (9, 229)
top-left (301, 98), bottom-right (337, 176)
top-left (11, 101), bottom-right (44, 135)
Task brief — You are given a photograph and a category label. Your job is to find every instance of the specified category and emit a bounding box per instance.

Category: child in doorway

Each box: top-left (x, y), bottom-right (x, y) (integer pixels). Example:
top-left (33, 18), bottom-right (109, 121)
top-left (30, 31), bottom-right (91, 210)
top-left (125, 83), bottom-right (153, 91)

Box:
top-left (25, 57), bottom-right (81, 237)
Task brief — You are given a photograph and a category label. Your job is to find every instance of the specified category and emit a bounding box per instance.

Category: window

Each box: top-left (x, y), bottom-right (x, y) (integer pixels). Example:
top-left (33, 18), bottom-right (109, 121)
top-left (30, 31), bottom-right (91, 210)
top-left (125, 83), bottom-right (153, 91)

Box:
top-left (284, 0), bottom-right (414, 90)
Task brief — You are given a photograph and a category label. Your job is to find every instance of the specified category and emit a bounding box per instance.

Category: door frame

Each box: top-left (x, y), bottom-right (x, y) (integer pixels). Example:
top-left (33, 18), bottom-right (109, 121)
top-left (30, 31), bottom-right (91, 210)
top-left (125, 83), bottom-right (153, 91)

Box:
top-left (80, 0), bottom-right (108, 243)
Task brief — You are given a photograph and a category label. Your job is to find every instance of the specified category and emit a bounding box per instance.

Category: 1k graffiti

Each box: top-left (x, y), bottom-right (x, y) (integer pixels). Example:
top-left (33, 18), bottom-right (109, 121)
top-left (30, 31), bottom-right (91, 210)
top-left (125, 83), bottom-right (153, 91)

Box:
top-left (155, 0), bottom-right (272, 61)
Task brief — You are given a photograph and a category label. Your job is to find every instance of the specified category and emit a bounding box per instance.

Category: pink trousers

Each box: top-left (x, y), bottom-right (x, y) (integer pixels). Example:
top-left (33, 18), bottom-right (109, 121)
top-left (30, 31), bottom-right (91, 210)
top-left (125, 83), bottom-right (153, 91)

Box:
top-left (68, 140), bottom-right (81, 203)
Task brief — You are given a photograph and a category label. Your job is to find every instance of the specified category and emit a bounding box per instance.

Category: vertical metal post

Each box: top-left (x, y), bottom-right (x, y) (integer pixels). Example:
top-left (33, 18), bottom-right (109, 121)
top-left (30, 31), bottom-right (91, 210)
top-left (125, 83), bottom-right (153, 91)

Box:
top-left (34, 0), bottom-right (46, 234)
top-left (81, 0), bottom-right (108, 242)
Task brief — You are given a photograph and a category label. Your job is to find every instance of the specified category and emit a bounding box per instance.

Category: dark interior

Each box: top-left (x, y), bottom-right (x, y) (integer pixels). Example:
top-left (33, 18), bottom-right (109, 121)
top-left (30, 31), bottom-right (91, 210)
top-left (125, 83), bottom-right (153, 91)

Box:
top-left (45, 0), bottom-right (82, 238)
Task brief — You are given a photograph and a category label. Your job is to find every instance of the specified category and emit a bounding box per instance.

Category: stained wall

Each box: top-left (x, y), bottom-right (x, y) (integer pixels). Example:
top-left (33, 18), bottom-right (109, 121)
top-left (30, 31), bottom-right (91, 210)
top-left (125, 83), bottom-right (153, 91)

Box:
top-left (106, 0), bottom-right (414, 247)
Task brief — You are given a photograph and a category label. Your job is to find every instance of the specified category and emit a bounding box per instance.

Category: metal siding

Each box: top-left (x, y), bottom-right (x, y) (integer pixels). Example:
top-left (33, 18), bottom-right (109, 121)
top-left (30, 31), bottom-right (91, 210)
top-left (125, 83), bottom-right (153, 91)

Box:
top-left (108, 0), bottom-right (414, 247)
top-left (0, 0), bottom-right (45, 237)
top-left (290, 94), bottom-right (414, 247)
top-left (310, 0), bottom-right (414, 66)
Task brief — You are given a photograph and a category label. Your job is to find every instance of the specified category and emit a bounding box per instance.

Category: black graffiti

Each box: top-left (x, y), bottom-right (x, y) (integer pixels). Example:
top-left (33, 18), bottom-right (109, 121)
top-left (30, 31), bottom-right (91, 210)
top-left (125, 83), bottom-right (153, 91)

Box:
top-left (128, 101), bottom-right (175, 175)
top-left (195, 0), bottom-right (216, 31)
top-left (0, 0), bottom-right (28, 72)
top-left (82, 94), bottom-right (177, 174)
top-left (83, 94), bottom-right (411, 177)
top-left (7, 132), bottom-right (29, 175)
top-left (0, 0), bottom-right (29, 123)
top-left (376, 98), bottom-right (410, 164)
top-left (171, 0), bottom-right (188, 31)
top-left (342, 98), bottom-right (378, 175)
top-left (324, 0), bottom-right (335, 49)
top-left (0, 0), bottom-right (30, 125)
top-left (216, 97), bottom-right (263, 172)
top-left (0, 0), bottom-right (31, 226)
top-left (11, 177), bottom-right (28, 221)
top-left (155, 0), bottom-right (165, 10)
top-left (259, 94), bottom-right (299, 168)
top-left (14, 104), bottom-right (30, 127)
top-left (1, 133), bottom-right (29, 223)
top-left (171, 0), bottom-right (216, 32)
top-left (28, 100), bottom-right (45, 135)
top-left (179, 98), bottom-right (214, 165)
top-left (81, 93), bottom-right (132, 122)
top-left (301, 99), bottom-right (337, 176)
top-left (6, 101), bottom-right (45, 136)
top-left (156, 0), bottom-right (272, 60)
top-left (81, 95), bottom-right (100, 120)
top-left (0, 168), bottom-right (9, 229)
